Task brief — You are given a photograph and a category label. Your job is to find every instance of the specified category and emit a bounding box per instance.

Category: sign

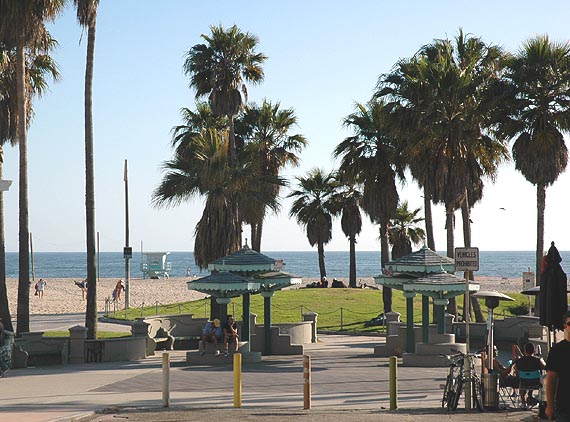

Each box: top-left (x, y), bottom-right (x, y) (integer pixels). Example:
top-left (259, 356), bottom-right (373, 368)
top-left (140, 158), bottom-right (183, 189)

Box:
top-left (522, 270), bottom-right (535, 290)
top-left (123, 247), bottom-right (133, 259)
top-left (454, 247), bottom-right (479, 272)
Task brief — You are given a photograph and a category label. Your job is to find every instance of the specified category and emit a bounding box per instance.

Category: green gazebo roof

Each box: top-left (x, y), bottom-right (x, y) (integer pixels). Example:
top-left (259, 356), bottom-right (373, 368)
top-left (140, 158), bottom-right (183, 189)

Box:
top-left (187, 271), bottom-right (260, 298)
top-left (385, 246), bottom-right (455, 274)
top-left (208, 245), bottom-right (275, 273)
top-left (403, 272), bottom-right (480, 299)
top-left (254, 271), bottom-right (302, 292)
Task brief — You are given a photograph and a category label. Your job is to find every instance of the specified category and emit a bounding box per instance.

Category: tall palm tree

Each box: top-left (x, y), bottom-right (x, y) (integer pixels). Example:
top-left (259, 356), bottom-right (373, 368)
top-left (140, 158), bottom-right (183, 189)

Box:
top-left (74, 0), bottom-right (99, 340)
top-left (494, 35), bottom-right (570, 286)
top-left (333, 182), bottom-right (362, 288)
top-left (289, 168), bottom-right (339, 280)
top-left (334, 100), bottom-right (403, 312)
top-left (236, 99), bottom-right (307, 251)
top-left (153, 128), bottom-right (282, 269)
top-left (183, 25), bottom-right (267, 165)
top-left (0, 43), bottom-right (58, 332)
top-left (377, 29), bottom-right (508, 316)
top-left (0, 0), bottom-right (64, 334)
top-left (388, 200), bottom-right (425, 260)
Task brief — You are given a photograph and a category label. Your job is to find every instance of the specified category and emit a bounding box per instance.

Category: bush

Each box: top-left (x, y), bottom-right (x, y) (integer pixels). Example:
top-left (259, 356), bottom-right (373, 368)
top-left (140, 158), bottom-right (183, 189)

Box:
top-left (507, 303), bottom-right (529, 316)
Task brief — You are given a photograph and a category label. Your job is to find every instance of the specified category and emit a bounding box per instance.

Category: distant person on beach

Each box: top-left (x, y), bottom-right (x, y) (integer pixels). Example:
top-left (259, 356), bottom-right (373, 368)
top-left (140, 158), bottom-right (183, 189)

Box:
top-left (186, 266), bottom-right (191, 277)
top-left (223, 315), bottom-right (239, 357)
top-left (35, 279), bottom-right (47, 298)
top-left (74, 279), bottom-right (88, 300)
top-left (113, 279), bottom-right (125, 302)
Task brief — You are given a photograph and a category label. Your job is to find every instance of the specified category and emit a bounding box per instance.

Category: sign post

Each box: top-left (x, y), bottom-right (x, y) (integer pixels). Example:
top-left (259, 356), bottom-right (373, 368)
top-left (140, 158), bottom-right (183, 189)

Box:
top-left (454, 246), bottom-right (479, 410)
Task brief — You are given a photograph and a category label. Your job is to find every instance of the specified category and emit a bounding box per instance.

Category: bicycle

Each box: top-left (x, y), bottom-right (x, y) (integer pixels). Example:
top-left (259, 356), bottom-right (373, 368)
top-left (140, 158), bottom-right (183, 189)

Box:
top-left (441, 350), bottom-right (483, 411)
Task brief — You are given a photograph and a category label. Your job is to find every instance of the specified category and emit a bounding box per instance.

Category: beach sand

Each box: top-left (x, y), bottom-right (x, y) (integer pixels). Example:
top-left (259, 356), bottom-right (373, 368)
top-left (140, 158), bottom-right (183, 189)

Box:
top-left (4, 275), bottom-right (526, 317)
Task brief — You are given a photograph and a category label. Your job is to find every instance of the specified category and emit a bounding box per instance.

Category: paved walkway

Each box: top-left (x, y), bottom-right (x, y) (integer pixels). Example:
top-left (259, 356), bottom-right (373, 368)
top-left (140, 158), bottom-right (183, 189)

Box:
top-left (0, 334), bottom-right (539, 422)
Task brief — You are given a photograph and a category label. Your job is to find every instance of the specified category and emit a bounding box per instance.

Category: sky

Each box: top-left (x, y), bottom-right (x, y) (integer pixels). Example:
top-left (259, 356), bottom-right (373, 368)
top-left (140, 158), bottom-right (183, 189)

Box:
top-left (3, 0), bottom-right (570, 253)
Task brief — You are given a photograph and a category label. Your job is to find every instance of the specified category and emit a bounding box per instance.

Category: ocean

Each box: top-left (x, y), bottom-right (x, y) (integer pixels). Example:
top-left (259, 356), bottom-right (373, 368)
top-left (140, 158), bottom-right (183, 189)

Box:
top-left (4, 250), bottom-right (569, 280)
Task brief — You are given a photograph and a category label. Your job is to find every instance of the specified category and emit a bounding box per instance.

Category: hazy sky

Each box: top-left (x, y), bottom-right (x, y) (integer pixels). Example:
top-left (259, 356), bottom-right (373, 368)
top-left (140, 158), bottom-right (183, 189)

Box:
top-left (3, 1), bottom-right (570, 253)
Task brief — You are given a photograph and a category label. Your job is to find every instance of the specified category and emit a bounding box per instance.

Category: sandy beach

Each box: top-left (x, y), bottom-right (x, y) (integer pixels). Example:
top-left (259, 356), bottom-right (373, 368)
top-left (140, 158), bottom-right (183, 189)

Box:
top-left (4, 275), bottom-right (526, 317)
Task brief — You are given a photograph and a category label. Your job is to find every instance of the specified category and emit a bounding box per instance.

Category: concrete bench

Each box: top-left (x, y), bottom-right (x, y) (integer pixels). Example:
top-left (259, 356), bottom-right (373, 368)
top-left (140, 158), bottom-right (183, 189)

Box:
top-left (141, 314), bottom-right (209, 354)
top-left (15, 333), bottom-right (69, 366)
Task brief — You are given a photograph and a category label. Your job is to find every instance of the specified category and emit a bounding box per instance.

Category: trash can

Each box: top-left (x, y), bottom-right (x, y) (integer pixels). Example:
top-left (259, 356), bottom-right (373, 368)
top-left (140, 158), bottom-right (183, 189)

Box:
top-left (483, 373), bottom-right (499, 409)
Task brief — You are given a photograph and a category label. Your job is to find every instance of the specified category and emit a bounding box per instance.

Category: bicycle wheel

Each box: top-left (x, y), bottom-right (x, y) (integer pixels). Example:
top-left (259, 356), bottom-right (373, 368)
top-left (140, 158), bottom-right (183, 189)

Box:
top-left (472, 375), bottom-right (483, 411)
top-left (450, 378), bottom-right (464, 410)
top-left (442, 374), bottom-right (453, 409)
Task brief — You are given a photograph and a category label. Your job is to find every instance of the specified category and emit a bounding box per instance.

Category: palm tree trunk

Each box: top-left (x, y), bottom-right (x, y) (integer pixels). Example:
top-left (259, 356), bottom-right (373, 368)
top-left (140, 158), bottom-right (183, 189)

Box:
top-left (252, 219), bottom-right (263, 252)
top-left (535, 183), bottom-right (546, 317)
top-left (0, 150), bottom-right (13, 332)
top-left (317, 240), bottom-right (326, 280)
top-left (460, 197), bottom-right (484, 323)
top-left (229, 117), bottom-right (237, 166)
top-left (445, 204), bottom-right (456, 317)
top-left (84, 20), bottom-right (98, 339)
top-left (380, 222), bottom-right (392, 312)
top-left (424, 186), bottom-right (435, 250)
top-left (16, 44), bottom-right (30, 335)
top-left (349, 235), bottom-right (356, 288)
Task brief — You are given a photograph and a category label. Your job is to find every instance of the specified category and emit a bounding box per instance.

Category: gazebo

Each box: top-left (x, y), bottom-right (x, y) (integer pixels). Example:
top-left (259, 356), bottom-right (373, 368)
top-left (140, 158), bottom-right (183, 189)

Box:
top-left (375, 246), bottom-right (480, 355)
top-left (187, 245), bottom-right (301, 355)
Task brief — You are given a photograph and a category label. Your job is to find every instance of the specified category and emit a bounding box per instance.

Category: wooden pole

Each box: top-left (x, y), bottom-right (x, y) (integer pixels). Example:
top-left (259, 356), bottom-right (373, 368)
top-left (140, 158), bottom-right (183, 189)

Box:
top-left (389, 355), bottom-right (398, 410)
top-left (162, 352), bottom-right (170, 407)
top-left (303, 355), bottom-right (311, 410)
top-left (29, 232), bottom-right (35, 282)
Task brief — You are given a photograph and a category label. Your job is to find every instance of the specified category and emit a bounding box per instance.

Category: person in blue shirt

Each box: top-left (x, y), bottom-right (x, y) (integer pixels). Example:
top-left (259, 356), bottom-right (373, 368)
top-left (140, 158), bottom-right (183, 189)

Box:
top-left (200, 319), bottom-right (222, 356)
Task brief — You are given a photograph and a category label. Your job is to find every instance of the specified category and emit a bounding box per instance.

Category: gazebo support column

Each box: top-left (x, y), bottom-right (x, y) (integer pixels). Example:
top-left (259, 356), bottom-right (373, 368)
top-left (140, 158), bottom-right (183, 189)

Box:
top-left (261, 291), bottom-right (275, 355)
top-left (403, 292), bottom-right (416, 353)
top-left (216, 297), bottom-right (231, 326)
top-left (434, 298), bottom-right (449, 335)
top-left (242, 292), bottom-right (251, 352)
top-left (422, 295), bottom-right (430, 343)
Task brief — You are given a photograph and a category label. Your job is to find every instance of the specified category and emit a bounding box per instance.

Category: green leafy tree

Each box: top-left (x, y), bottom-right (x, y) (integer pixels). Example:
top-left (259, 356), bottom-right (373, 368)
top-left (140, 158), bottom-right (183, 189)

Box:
top-left (183, 25), bottom-right (267, 165)
top-left (0, 0), bottom-right (64, 333)
top-left (388, 201), bottom-right (425, 259)
top-left (334, 100), bottom-right (403, 312)
top-left (74, 0), bottom-right (99, 339)
top-left (289, 168), bottom-right (339, 280)
top-left (494, 35), bottom-right (570, 286)
top-left (236, 100), bottom-right (307, 251)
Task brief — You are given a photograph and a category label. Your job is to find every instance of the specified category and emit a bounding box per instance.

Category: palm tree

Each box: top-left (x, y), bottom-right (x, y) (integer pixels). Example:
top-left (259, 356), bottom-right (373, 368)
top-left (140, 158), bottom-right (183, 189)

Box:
top-left (235, 99), bottom-right (307, 251)
top-left (0, 43), bottom-right (58, 332)
top-left (153, 128), bottom-right (282, 269)
top-left (289, 168), bottom-right (339, 280)
top-left (494, 35), bottom-right (570, 286)
top-left (388, 201), bottom-right (425, 260)
top-left (183, 25), bottom-right (267, 165)
top-left (377, 29), bottom-right (508, 316)
top-left (73, 0), bottom-right (99, 340)
top-left (333, 100), bottom-right (403, 312)
top-left (0, 1), bottom-right (64, 334)
top-left (334, 182), bottom-right (362, 288)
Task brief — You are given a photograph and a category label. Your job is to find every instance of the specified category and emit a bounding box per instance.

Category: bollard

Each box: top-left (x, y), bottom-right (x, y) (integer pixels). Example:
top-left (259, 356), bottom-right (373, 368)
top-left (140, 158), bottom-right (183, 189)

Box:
top-left (340, 308), bottom-right (344, 331)
top-left (389, 356), bottom-right (397, 410)
top-left (234, 353), bottom-right (242, 408)
top-left (303, 355), bottom-right (311, 410)
top-left (156, 301), bottom-right (159, 315)
top-left (162, 352), bottom-right (170, 407)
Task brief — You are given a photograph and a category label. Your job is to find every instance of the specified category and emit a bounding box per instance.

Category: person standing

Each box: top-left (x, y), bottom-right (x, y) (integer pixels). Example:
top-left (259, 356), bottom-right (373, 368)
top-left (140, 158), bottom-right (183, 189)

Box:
top-left (35, 279), bottom-right (47, 299)
top-left (546, 310), bottom-right (570, 421)
top-left (113, 279), bottom-right (125, 302)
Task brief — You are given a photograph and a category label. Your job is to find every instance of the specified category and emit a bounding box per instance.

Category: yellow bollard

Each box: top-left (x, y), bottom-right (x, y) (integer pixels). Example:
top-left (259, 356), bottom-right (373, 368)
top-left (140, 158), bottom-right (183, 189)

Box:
top-left (303, 355), bottom-right (311, 410)
top-left (162, 352), bottom-right (170, 408)
top-left (389, 355), bottom-right (397, 410)
top-left (234, 353), bottom-right (242, 408)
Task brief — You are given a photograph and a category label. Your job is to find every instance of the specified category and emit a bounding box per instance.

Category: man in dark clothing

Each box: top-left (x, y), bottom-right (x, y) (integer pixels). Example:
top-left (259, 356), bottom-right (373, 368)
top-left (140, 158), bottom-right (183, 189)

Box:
top-left (513, 342), bottom-right (546, 408)
top-left (546, 310), bottom-right (570, 421)
top-left (222, 315), bottom-right (239, 358)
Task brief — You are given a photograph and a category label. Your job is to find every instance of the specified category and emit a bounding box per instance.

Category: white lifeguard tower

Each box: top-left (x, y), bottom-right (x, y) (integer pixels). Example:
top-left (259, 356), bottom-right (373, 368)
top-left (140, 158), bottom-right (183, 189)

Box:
top-left (140, 252), bottom-right (172, 279)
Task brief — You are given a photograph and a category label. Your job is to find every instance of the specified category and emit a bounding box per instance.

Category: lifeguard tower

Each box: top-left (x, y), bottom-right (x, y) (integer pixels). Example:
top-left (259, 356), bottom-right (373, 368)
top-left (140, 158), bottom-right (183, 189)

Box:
top-left (141, 252), bottom-right (171, 279)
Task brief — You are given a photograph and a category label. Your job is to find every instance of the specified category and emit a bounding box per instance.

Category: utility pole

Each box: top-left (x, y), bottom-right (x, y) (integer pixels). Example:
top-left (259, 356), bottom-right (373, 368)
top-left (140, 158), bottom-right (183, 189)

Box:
top-left (124, 160), bottom-right (132, 308)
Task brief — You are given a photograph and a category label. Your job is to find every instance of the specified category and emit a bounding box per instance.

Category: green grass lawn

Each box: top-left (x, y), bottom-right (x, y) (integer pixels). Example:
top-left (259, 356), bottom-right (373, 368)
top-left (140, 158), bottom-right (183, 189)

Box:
top-left (105, 288), bottom-right (528, 333)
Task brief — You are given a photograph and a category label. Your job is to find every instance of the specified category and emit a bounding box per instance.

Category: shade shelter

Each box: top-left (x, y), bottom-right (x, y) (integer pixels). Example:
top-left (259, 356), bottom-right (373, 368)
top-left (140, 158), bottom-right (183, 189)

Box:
top-left (375, 246), bottom-right (479, 353)
top-left (188, 245), bottom-right (301, 355)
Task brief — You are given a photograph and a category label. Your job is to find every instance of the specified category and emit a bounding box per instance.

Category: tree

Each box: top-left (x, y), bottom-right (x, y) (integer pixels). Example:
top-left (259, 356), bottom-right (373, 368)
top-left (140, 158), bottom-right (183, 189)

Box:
top-left (334, 182), bottom-right (362, 288)
top-left (235, 100), bottom-right (307, 251)
top-left (0, 0), bottom-right (64, 334)
top-left (334, 100), bottom-right (403, 312)
top-left (388, 200), bottom-right (425, 260)
top-left (183, 25), bottom-right (267, 165)
top-left (288, 168), bottom-right (339, 280)
top-left (0, 42), bottom-right (58, 332)
top-left (74, 0), bottom-right (99, 340)
top-left (153, 128), bottom-right (282, 269)
top-left (495, 35), bottom-right (570, 287)
top-left (377, 29), bottom-right (508, 317)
